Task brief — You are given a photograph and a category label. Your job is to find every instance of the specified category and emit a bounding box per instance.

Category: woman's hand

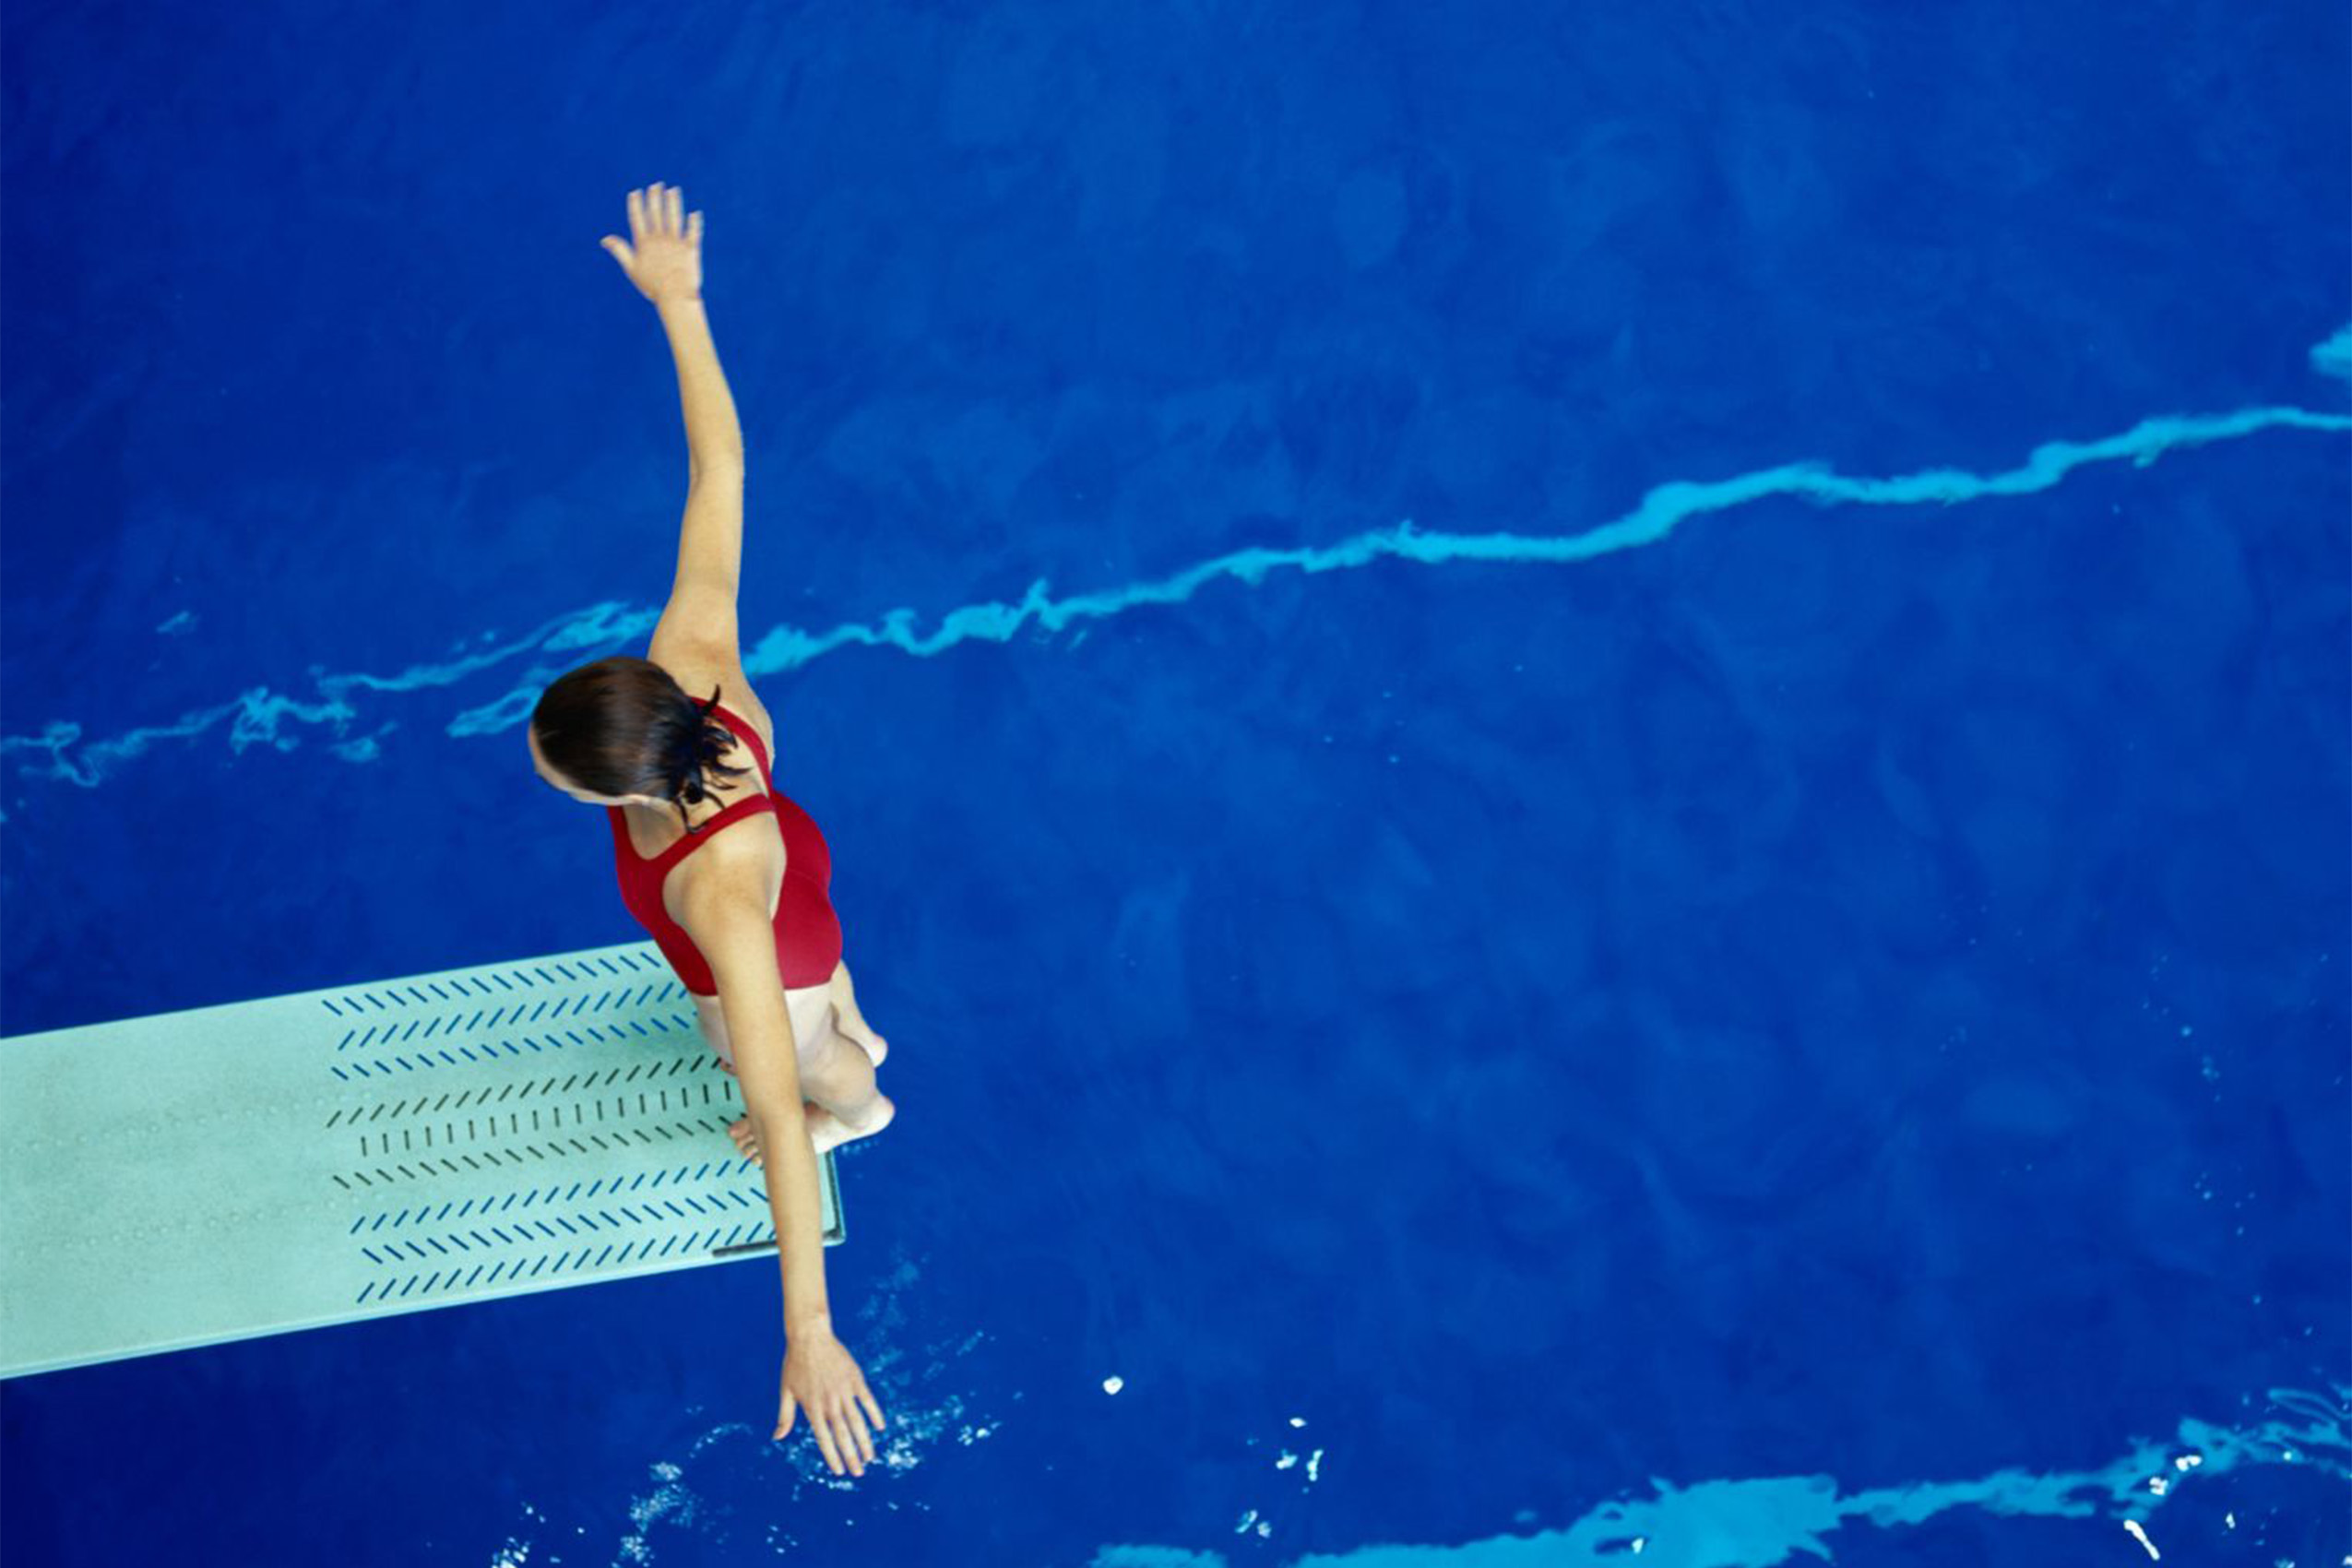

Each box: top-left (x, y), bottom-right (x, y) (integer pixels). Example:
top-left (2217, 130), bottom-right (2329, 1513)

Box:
top-left (777, 1325), bottom-right (887, 1476)
top-left (600, 182), bottom-right (703, 305)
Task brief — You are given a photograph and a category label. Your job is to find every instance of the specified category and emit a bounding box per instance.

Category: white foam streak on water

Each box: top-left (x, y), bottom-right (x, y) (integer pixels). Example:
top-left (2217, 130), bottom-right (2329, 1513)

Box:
top-left (4, 328), bottom-right (2347, 813)
top-left (2310, 323), bottom-right (2352, 382)
top-left (1089, 1384), bottom-right (2349, 1568)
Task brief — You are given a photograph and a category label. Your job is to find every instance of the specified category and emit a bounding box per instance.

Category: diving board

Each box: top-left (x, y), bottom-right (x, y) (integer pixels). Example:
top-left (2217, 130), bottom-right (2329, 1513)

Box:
top-left (0, 940), bottom-right (842, 1380)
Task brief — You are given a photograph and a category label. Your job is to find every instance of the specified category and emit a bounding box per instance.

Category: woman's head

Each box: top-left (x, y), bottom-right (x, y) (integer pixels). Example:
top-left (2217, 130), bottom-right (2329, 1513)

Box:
top-left (527, 655), bottom-right (754, 832)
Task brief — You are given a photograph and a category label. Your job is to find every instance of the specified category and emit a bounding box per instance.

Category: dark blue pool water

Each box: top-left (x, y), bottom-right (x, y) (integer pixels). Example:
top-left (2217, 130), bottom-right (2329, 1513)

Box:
top-left (5, 2), bottom-right (2347, 1562)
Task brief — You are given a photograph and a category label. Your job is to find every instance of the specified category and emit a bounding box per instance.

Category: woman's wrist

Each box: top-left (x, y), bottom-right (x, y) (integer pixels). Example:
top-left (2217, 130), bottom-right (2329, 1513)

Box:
top-left (787, 1310), bottom-right (836, 1341)
top-left (653, 291), bottom-right (704, 310)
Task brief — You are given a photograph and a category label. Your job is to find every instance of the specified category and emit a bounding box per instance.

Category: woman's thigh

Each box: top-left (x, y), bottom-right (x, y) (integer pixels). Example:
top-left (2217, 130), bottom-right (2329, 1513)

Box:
top-left (692, 982), bottom-right (844, 1077)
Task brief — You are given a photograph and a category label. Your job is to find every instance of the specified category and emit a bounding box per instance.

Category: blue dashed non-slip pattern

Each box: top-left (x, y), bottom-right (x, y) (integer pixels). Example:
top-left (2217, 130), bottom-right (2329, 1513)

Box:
top-left (0, 940), bottom-right (841, 1378)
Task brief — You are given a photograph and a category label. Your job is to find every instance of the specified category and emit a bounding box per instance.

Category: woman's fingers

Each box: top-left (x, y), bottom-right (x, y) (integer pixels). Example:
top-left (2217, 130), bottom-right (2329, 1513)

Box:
top-left (826, 1405), bottom-right (870, 1473)
top-left (844, 1401), bottom-right (876, 1464)
top-left (600, 235), bottom-right (633, 269)
top-left (644, 181), bottom-right (674, 235)
top-left (858, 1384), bottom-right (886, 1431)
top-left (616, 184), bottom-right (695, 255)
top-left (811, 1415), bottom-right (844, 1474)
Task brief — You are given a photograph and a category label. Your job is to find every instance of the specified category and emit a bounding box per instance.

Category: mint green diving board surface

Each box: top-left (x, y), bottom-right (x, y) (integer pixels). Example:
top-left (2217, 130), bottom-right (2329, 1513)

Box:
top-left (0, 940), bottom-right (842, 1380)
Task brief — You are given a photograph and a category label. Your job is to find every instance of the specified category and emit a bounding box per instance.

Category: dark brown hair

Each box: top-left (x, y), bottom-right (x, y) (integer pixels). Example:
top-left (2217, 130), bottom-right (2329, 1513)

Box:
top-left (529, 655), bottom-right (754, 834)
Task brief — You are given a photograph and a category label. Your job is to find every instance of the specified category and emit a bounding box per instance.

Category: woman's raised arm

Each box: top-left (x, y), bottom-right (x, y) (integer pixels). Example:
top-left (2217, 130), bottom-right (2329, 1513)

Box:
top-left (600, 184), bottom-right (741, 462)
top-left (601, 183), bottom-right (746, 632)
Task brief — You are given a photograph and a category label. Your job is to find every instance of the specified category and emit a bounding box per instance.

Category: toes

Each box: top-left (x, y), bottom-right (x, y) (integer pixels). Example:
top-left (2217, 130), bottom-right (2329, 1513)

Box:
top-left (726, 1116), bottom-right (764, 1166)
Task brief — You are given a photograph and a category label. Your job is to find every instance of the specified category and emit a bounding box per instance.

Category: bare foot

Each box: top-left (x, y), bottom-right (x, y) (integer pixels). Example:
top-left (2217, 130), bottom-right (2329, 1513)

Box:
top-left (804, 1092), bottom-right (897, 1157)
top-left (727, 1112), bottom-right (771, 1168)
top-left (727, 1098), bottom-right (896, 1164)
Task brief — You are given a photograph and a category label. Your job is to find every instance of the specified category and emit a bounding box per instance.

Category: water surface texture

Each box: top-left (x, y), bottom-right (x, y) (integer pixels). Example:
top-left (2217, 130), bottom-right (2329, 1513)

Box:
top-left (3, 3), bottom-right (2347, 1563)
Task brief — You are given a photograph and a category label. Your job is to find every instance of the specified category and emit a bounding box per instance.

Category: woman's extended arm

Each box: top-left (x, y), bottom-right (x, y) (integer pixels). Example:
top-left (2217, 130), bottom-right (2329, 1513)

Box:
top-left (601, 183), bottom-right (744, 474)
top-left (683, 845), bottom-right (885, 1478)
top-left (655, 294), bottom-right (743, 477)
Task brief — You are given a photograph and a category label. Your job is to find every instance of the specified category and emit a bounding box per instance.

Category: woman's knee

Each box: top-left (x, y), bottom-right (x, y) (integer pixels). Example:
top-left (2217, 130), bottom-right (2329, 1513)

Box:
top-left (797, 1025), bottom-right (869, 1096)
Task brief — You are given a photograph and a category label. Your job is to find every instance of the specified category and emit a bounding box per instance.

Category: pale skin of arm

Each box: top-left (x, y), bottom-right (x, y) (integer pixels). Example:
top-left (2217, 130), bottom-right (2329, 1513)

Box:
top-left (601, 182), bottom-right (884, 1476)
top-left (682, 847), bottom-right (884, 1473)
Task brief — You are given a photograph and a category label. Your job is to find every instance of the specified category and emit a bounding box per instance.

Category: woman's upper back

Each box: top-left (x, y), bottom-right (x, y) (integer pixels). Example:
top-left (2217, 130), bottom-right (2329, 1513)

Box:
top-left (612, 696), bottom-right (783, 903)
top-left (607, 689), bottom-right (842, 995)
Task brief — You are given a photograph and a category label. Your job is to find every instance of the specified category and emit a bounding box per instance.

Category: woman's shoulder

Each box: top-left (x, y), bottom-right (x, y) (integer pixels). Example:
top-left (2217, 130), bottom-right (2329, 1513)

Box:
top-left (656, 768), bottom-right (788, 934)
top-left (646, 642), bottom-right (777, 761)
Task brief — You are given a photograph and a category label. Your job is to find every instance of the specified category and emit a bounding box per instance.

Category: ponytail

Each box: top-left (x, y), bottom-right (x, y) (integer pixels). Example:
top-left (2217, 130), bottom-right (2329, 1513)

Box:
top-left (669, 684), bottom-right (746, 834)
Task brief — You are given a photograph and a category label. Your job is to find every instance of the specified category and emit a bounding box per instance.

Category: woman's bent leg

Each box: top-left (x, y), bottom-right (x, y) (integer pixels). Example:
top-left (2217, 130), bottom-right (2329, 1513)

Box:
top-left (826, 960), bottom-right (889, 1068)
top-left (796, 1029), bottom-right (895, 1154)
